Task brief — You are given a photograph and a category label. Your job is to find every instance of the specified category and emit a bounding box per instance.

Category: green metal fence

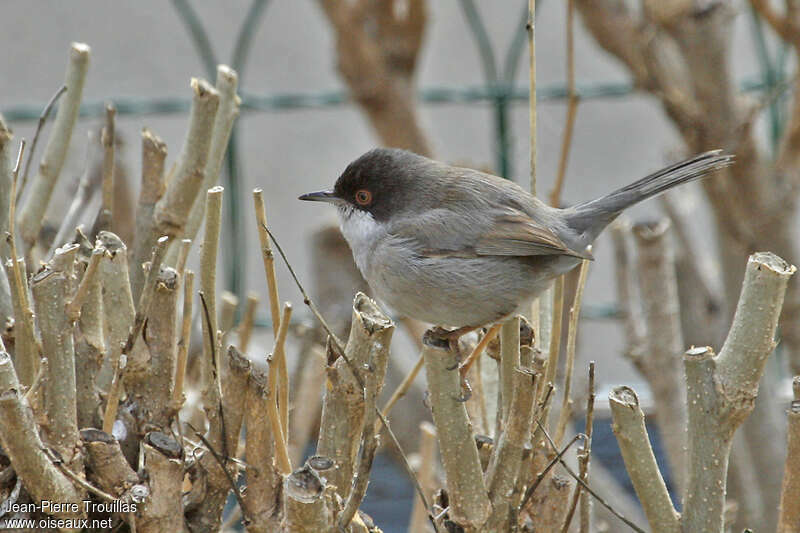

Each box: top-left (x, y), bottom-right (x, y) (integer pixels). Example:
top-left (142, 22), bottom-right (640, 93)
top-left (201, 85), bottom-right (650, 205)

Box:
top-left (2, 0), bottom-right (788, 320)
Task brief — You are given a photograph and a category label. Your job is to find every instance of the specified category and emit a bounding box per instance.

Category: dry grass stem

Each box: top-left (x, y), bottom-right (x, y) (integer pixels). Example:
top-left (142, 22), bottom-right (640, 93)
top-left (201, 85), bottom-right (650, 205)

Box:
top-left (268, 303), bottom-right (293, 475)
top-left (549, 0), bottom-right (578, 208)
top-left (201, 186), bottom-right (223, 384)
top-left (375, 352), bottom-right (424, 435)
top-left (95, 103), bottom-right (116, 233)
top-left (253, 188), bottom-right (282, 338)
top-left (172, 269), bottom-right (194, 409)
top-left (408, 421), bottom-right (437, 533)
top-left (554, 259), bottom-right (589, 445)
top-left (528, 0), bottom-right (537, 195)
top-left (459, 323), bottom-right (501, 377)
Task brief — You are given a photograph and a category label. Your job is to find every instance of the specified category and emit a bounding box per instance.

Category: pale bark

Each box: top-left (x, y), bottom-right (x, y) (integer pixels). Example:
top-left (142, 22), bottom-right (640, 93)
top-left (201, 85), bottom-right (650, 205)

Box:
top-left (131, 129), bottom-right (167, 300)
top-left (170, 65), bottom-right (240, 264)
top-left (778, 376), bottom-right (800, 533)
top-left (18, 43), bottom-right (90, 250)
top-left (31, 244), bottom-right (83, 473)
top-left (421, 331), bottom-right (491, 528)
top-left (609, 386), bottom-right (680, 533)
top-left (316, 293), bottom-right (394, 498)
top-left (0, 346), bottom-right (84, 518)
top-left (631, 220), bottom-right (687, 492)
top-left (683, 252), bottom-right (794, 533)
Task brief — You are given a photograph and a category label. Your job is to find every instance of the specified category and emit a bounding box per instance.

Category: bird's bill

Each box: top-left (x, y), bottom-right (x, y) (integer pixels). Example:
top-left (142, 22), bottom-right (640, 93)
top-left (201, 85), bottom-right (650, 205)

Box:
top-left (298, 190), bottom-right (337, 203)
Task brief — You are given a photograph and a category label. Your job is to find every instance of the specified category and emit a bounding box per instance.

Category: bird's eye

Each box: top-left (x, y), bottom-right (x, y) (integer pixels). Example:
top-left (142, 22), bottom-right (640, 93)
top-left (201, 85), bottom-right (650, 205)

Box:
top-left (355, 189), bottom-right (372, 206)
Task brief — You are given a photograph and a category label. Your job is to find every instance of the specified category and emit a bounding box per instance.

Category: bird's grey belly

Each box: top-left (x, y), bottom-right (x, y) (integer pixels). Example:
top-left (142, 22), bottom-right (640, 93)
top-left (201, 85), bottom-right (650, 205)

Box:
top-left (363, 243), bottom-right (581, 328)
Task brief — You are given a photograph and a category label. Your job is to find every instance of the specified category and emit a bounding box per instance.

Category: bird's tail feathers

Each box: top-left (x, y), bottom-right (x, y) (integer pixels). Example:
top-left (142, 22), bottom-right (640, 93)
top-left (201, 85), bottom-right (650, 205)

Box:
top-left (565, 150), bottom-right (734, 239)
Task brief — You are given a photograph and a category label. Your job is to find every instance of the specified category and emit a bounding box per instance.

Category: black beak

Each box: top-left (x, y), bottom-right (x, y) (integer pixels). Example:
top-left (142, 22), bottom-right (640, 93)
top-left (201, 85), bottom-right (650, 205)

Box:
top-left (298, 190), bottom-right (337, 203)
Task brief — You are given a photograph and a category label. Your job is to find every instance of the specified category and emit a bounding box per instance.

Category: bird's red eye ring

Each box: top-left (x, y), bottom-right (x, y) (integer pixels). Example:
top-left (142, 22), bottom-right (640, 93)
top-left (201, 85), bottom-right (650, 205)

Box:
top-left (355, 189), bottom-right (372, 206)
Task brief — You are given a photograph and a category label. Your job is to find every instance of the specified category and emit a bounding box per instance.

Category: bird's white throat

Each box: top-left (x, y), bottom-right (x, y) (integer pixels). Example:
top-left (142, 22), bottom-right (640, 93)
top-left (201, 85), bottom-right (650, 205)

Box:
top-left (337, 207), bottom-right (385, 275)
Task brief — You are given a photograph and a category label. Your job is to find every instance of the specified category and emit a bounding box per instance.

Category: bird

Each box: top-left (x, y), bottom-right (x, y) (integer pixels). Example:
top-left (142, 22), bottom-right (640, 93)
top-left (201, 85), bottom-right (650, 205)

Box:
top-left (300, 147), bottom-right (733, 344)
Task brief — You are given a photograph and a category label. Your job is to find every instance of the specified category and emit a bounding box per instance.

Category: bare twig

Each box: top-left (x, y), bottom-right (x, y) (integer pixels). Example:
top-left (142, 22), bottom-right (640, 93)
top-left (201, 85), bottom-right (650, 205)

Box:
top-left (459, 323), bottom-right (501, 377)
top-left (534, 419), bottom-right (646, 533)
top-left (18, 43), bottom-right (90, 250)
top-left (0, 348), bottom-right (84, 516)
top-left (422, 333), bottom-right (491, 527)
top-left (376, 352), bottom-right (424, 434)
top-left (579, 361), bottom-right (596, 533)
top-left (17, 84), bottom-right (67, 203)
top-left (253, 189), bottom-right (282, 338)
top-left (549, 0), bottom-right (579, 207)
top-left (174, 65), bottom-right (240, 261)
top-left (521, 432), bottom-right (585, 510)
top-left (338, 307), bottom-right (393, 529)
top-left (95, 103), bottom-right (116, 233)
top-left (66, 247), bottom-right (103, 322)
top-left (200, 186), bottom-right (223, 390)
top-left (171, 270), bottom-right (194, 409)
top-left (188, 423), bottom-right (251, 524)
top-left (5, 141), bottom-right (39, 386)
top-left (266, 225), bottom-right (434, 523)
top-left (237, 292), bottom-right (258, 354)
top-left (103, 235), bottom-right (170, 433)
top-left (409, 421), bottom-right (437, 533)
top-left (267, 303), bottom-right (292, 475)
top-left (554, 259), bottom-right (590, 445)
top-left (31, 244), bottom-right (82, 472)
top-left (528, 0), bottom-right (537, 195)
top-left (131, 129), bottom-right (167, 300)
top-left (778, 376), bottom-right (800, 533)
top-left (608, 386), bottom-right (679, 533)
top-left (684, 253), bottom-right (794, 532)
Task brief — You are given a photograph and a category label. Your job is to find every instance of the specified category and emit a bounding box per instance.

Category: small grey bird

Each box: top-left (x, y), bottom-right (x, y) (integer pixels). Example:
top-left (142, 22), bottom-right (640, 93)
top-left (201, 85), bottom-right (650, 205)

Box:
top-left (300, 148), bottom-right (732, 339)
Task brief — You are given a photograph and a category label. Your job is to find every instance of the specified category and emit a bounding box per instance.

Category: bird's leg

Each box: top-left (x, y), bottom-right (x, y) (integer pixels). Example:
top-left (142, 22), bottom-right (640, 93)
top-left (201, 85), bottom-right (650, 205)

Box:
top-left (430, 324), bottom-right (481, 362)
top-left (459, 323), bottom-right (502, 379)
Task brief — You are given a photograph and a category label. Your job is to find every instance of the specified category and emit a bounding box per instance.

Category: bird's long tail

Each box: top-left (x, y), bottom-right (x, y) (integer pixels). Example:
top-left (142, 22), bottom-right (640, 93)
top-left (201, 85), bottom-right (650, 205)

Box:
top-left (564, 150), bottom-right (734, 240)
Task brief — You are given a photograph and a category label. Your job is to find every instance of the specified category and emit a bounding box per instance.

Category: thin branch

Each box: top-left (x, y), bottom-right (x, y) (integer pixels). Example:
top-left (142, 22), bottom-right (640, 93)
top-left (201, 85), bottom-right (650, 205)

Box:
top-left (549, 0), bottom-right (579, 207)
top-left (534, 419), bottom-right (646, 533)
top-left (43, 447), bottom-right (116, 503)
top-left (18, 43), bottom-right (90, 250)
top-left (778, 376), bottom-right (800, 532)
top-left (266, 225), bottom-right (436, 528)
top-left (459, 323), bottom-right (501, 377)
top-left (103, 235), bottom-right (170, 433)
top-left (267, 303), bottom-right (292, 475)
top-left (253, 189), bottom-right (282, 339)
top-left (521, 432), bottom-right (585, 510)
top-left (5, 141), bottom-right (39, 386)
top-left (66, 247), bottom-right (103, 322)
top-left (187, 423), bottom-right (251, 525)
top-left (554, 259), bottom-right (590, 445)
top-left (17, 84), bottom-right (67, 204)
top-left (171, 270), bottom-right (193, 409)
top-left (528, 0), bottom-right (537, 195)
top-left (608, 386), bottom-right (679, 533)
top-left (422, 332), bottom-right (491, 527)
top-left (375, 352), bottom-right (424, 434)
top-left (237, 292), bottom-right (258, 354)
top-left (95, 103), bottom-right (116, 233)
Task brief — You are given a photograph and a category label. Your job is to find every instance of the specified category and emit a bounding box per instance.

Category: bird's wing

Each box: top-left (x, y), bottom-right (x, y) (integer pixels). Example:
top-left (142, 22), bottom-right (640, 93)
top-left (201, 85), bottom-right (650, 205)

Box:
top-left (474, 210), bottom-right (589, 258)
top-left (389, 205), bottom-right (590, 259)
